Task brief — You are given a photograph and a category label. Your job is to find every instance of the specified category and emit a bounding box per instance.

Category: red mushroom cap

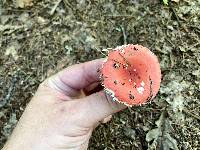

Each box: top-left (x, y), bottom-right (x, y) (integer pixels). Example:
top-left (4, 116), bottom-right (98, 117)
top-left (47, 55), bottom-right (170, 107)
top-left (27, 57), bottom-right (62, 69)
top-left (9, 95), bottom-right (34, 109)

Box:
top-left (101, 44), bottom-right (161, 106)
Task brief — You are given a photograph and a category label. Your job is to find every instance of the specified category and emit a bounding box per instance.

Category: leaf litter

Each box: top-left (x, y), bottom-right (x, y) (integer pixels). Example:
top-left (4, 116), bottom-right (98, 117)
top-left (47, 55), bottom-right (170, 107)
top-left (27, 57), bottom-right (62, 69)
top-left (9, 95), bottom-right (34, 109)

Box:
top-left (0, 0), bottom-right (200, 149)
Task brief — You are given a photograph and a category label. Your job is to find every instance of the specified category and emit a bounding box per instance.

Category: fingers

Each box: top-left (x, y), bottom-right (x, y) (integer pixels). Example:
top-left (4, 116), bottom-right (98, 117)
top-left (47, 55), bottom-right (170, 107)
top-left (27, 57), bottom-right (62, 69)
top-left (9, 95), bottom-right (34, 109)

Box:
top-left (93, 115), bottom-right (113, 129)
top-left (83, 83), bottom-right (103, 96)
top-left (101, 115), bottom-right (112, 123)
top-left (81, 91), bottom-right (127, 125)
top-left (46, 59), bottom-right (104, 97)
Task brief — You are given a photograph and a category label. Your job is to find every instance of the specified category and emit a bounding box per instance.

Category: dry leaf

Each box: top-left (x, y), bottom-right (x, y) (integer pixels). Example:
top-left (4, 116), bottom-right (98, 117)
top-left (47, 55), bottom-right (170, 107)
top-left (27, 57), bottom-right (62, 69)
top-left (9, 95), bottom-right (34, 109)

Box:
top-left (163, 0), bottom-right (168, 5)
top-left (171, 0), bottom-right (180, 2)
top-left (5, 46), bottom-right (19, 60)
top-left (16, 0), bottom-right (33, 8)
top-left (146, 113), bottom-right (179, 150)
top-left (5, 41), bottom-right (21, 60)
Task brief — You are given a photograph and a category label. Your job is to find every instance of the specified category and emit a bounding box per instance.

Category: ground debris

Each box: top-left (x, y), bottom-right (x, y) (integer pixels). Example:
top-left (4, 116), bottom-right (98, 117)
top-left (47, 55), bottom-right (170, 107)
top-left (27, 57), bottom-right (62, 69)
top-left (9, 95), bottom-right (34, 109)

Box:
top-left (146, 112), bottom-right (179, 150)
top-left (0, 0), bottom-right (199, 149)
top-left (16, 0), bottom-right (33, 8)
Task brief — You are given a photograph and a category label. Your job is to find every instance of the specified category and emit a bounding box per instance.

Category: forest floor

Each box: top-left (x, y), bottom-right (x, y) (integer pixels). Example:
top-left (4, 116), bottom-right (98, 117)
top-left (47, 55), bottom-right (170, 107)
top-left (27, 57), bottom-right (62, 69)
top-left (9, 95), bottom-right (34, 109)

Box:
top-left (0, 0), bottom-right (200, 149)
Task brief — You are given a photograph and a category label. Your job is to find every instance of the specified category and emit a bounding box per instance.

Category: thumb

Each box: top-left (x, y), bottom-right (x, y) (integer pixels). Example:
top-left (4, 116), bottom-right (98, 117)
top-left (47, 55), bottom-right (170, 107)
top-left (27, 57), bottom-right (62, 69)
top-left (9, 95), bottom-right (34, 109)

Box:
top-left (81, 91), bottom-right (127, 125)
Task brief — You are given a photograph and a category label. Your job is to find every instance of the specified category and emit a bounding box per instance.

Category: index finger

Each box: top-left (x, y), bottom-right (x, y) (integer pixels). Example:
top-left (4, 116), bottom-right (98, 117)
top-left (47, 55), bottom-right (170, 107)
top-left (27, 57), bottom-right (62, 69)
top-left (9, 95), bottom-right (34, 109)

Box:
top-left (46, 59), bottom-right (104, 97)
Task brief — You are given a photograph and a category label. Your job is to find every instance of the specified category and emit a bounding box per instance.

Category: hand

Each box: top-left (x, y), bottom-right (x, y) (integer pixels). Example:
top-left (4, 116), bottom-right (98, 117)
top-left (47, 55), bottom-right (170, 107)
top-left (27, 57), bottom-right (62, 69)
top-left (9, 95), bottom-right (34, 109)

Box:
top-left (3, 59), bottom-right (126, 150)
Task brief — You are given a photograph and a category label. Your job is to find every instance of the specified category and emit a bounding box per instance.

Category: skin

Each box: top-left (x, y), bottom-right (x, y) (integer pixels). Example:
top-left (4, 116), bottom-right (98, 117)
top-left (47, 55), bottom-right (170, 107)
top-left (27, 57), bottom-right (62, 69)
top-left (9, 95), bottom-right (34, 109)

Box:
top-left (3, 59), bottom-right (126, 150)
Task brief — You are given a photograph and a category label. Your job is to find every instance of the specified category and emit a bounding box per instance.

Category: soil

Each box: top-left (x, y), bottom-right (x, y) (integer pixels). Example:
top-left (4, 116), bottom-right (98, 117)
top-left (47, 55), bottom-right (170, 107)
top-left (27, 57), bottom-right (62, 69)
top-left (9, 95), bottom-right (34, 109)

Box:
top-left (0, 0), bottom-right (199, 149)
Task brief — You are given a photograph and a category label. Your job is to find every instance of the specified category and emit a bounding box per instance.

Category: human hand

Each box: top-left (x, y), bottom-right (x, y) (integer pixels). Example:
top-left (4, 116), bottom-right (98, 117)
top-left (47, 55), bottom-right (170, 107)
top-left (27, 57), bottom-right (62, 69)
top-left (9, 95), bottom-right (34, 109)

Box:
top-left (3, 59), bottom-right (126, 150)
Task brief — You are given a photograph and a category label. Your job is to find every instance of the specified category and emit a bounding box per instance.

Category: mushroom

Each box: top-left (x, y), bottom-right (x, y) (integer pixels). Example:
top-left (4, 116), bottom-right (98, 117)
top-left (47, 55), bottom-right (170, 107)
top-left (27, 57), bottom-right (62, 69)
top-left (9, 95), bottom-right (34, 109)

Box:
top-left (101, 44), bottom-right (161, 106)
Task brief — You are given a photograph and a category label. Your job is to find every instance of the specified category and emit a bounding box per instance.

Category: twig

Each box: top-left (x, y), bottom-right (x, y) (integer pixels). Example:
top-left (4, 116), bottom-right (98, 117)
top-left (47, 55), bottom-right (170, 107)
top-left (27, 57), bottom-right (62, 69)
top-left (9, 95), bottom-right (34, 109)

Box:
top-left (62, 0), bottom-right (74, 12)
top-left (104, 15), bottom-right (134, 18)
top-left (0, 8), bottom-right (34, 12)
top-left (169, 3), bottom-right (181, 27)
top-left (159, 110), bottom-right (167, 150)
top-left (165, 37), bottom-right (175, 48)
top-left (120, 25), bottom-right (127, 45)
top-left (50, 0), bottom-right (62, 15)
top-left (169, 2), bottom-right (183, 44)
top-left (0, 70), bottom-right (19, 108)
top-left (188, 42), bottom-right (200, 50)
top-left (95, 48), bottom-right (108, 57)
top-left (188, 25), bottom-right (200, 31)
top-left (183, 109), bottom-right (200, 121)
